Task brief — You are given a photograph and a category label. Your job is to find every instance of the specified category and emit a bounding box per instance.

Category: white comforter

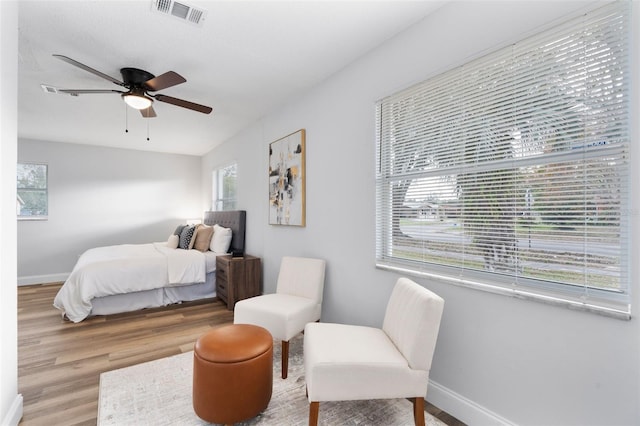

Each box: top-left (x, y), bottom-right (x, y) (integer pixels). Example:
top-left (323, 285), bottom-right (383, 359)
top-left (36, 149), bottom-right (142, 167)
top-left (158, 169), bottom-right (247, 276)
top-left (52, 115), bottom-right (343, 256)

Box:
top-left (54, 242), bottom-right (209, 322)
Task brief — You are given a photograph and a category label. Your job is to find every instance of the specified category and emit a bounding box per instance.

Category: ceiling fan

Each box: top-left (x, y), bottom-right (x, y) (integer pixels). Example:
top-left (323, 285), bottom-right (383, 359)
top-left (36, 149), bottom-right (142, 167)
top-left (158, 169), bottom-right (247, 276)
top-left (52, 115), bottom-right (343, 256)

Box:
top-left (49, 54), bottom-right (212, 117)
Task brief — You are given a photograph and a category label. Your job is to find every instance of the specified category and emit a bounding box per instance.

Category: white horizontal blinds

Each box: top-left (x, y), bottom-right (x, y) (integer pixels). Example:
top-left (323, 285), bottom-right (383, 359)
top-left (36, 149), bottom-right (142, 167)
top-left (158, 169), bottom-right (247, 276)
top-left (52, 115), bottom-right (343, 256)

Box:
top-left (375, 2), bottom-right (630, 314)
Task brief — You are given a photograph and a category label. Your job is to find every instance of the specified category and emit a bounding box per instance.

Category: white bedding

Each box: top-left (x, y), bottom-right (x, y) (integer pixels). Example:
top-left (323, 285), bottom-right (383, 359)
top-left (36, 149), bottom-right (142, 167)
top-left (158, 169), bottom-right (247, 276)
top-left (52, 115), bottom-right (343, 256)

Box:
top-left (54, 242), bottom-right (217, 322)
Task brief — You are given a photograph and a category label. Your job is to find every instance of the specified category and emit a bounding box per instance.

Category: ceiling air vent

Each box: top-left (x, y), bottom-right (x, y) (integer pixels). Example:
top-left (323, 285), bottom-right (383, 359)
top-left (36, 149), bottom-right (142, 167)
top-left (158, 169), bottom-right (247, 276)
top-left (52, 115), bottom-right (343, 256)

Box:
top-left (152, 0), bottom-right (207, 27)
top-left (40, 84), bottom-right (78, 96)
top-left (41, 84), bottom-right (59, 94)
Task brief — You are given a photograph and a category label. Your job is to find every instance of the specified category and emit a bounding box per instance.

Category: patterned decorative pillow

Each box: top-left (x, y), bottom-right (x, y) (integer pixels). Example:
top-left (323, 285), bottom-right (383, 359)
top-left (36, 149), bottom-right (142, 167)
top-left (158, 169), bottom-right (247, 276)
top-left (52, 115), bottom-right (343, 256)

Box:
top-left (188, 225), bottom-right (200, 249)
top-left (179, 225), bottom-right (196, 249)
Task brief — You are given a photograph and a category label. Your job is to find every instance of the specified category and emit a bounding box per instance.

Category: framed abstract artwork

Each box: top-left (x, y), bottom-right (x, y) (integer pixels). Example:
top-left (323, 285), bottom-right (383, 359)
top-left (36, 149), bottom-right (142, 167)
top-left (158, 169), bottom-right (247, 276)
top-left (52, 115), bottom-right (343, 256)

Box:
top-left (269, 129), bottom-right (306, 226)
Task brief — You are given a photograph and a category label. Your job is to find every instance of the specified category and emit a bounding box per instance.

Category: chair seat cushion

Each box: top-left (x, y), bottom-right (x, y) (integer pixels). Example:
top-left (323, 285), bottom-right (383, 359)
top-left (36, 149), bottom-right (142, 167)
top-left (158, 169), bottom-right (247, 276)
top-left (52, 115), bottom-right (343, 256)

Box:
top-left (234, 293), bottom-right (321, 341)
top-left (304, 322), bottom-right (429, 401)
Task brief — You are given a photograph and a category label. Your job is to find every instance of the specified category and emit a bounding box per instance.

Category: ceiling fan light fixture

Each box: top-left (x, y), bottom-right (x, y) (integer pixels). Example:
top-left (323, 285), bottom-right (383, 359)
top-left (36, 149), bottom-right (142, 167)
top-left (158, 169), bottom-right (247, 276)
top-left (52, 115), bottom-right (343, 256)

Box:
top-left (122, 93), bottom-right (153, 110)
top-left (52, 55), bottom-right (212, 116)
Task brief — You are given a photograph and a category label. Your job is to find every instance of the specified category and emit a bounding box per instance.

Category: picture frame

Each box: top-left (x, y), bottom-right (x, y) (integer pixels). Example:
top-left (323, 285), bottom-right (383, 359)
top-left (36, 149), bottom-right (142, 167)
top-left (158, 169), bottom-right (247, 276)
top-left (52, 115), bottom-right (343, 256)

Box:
top-left (268, 129), bottom-right (306, 226)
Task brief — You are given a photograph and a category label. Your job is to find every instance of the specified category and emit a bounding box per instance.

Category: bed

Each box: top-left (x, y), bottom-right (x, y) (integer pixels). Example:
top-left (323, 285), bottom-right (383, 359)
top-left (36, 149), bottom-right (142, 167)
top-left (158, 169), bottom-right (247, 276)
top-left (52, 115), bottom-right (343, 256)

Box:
top-left (53, 210), bottom-right (246, 322)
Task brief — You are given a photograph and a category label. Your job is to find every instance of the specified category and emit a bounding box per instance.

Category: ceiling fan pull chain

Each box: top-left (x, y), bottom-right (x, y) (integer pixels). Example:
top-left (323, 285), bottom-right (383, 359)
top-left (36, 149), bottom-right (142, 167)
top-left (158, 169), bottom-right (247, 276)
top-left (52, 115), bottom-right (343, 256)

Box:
top-left (147, 119), bottom-right (150, 142)
top-left (124, 104), bottom-right (129, 133)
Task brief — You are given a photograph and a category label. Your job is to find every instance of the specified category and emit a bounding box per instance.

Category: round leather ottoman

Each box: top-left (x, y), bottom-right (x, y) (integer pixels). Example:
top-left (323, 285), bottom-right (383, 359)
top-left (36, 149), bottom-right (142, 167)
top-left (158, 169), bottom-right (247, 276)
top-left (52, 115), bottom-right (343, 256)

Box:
top-left (193, 324), bottom-right (273, 424)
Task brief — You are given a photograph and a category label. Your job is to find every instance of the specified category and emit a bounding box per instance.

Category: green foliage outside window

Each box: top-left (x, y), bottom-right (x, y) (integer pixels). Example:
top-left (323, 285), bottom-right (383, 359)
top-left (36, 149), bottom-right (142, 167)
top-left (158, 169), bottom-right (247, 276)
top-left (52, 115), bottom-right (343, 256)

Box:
top-left (17, 163), bottom-right (48, 218)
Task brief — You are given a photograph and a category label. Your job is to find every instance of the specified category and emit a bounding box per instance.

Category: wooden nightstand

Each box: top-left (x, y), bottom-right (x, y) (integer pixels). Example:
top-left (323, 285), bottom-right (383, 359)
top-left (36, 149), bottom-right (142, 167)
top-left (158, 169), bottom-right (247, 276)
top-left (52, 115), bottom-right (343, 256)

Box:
top-left (215, 254), bottom-right (262, 310)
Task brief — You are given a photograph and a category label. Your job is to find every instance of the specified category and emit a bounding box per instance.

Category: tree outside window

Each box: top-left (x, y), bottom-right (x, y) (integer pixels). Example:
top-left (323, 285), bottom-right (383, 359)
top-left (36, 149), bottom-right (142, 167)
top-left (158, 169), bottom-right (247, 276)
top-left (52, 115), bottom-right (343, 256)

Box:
top-left (213, 163), bottom-right (237, 211)
top-left (17, 163), bottom-right (48, 219)
top-left (375, 2), bottom-right (630, 317)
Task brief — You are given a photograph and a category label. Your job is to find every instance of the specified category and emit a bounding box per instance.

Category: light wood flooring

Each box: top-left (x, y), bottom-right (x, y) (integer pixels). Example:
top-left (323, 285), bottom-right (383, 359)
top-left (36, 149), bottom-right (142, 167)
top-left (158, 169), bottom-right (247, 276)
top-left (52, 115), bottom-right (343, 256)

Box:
top-left (18, 283), bottom-right (464, 426)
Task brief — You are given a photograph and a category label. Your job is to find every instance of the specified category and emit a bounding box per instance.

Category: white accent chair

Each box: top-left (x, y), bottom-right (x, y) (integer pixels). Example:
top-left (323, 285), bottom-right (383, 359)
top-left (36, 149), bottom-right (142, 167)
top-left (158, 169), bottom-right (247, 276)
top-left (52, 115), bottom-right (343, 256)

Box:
top-left (234, 256), bottom-right (326, 379)
top-left (303, 277), bottom-right (444, 426)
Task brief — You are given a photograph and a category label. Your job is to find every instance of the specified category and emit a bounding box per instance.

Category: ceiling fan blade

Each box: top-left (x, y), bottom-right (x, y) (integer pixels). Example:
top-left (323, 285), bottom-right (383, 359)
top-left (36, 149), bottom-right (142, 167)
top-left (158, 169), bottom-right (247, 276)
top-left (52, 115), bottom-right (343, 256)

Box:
top-left (53, 54), bottom-right (125, 87)
top-left (143, 71), bottom-right (186, 92)
top-left (58, 89), bottom-right (125, 95)
top-left (140, 106), bottom-right (157, 118)
top-left (154, 94), bottom-right (212, 114)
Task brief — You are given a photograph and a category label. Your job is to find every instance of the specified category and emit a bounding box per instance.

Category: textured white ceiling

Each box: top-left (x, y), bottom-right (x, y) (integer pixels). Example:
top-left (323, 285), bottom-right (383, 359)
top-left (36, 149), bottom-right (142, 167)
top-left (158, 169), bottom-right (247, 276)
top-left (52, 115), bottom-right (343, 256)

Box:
top-left (18, 1), bottom-right (443, 156)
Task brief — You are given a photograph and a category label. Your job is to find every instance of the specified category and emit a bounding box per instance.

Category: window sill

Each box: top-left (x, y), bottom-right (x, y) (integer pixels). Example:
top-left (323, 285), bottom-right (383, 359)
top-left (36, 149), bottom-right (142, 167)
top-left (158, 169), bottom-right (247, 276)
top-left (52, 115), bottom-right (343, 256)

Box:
top-left (376, 262), bottom-right (631, 321)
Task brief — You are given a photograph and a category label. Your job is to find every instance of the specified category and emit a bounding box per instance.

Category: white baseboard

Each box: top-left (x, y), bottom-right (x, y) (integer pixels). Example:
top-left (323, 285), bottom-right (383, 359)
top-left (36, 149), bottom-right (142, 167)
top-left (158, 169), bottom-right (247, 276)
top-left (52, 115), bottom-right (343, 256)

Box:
top-left (1, 394), bottom-right (23, 426)
top-left (427, 379), bottom-right (516, 426)
top-left (18, 273), bottom-right (69, 286)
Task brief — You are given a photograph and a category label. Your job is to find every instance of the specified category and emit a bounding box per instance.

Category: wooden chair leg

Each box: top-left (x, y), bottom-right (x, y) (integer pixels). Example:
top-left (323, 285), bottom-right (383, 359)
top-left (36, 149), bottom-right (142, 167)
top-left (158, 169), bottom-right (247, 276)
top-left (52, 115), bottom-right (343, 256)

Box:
top-left (309, 401), bottom-right (319, 426)
top-left (412, 397), bottom-right (425, 426)
top-left (281, 340), bottom-right (289, 379)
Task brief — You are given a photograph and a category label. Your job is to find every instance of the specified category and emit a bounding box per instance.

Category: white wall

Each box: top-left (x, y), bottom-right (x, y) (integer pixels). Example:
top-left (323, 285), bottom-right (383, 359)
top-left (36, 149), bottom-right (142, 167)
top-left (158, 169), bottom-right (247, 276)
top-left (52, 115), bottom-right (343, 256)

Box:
top-left (17, 139), bottom-right (203, 284)
top-left (1, 1), bottom-right (22, 424)
top-left (201, 124), bottom-right (266, 258)
top-left (201, 2), bottom-right (640, 425)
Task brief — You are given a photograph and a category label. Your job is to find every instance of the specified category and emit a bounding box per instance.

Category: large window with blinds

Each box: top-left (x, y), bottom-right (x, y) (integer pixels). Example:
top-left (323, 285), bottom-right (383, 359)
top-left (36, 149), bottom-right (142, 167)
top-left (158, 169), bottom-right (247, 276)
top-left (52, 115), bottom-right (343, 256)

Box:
top-left (375, 2), bottom-right (631, 318)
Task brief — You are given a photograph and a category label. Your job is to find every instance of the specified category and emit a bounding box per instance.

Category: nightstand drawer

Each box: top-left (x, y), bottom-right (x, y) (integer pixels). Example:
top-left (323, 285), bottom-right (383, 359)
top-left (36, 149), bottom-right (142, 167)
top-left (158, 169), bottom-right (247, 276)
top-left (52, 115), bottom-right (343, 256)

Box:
top-left (216, 257), bottom-right (228, 279)
top-left (216, 276), bottom-right (228, 299)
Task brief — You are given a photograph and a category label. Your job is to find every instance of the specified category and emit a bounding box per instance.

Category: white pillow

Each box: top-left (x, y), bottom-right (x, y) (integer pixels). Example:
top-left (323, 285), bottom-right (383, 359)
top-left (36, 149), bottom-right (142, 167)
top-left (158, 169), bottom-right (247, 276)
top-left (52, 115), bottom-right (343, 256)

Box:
top-left (167, 234), bottom-right (179, 249)
top-left (210, 224), bottom-right (233, 253)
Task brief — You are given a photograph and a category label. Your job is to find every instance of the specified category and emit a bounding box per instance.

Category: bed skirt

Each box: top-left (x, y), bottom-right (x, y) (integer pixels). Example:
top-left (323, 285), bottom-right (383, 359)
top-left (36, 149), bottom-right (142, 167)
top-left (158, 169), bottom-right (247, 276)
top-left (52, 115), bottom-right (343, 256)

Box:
top-left (89, 271), bottom-right (216, 316)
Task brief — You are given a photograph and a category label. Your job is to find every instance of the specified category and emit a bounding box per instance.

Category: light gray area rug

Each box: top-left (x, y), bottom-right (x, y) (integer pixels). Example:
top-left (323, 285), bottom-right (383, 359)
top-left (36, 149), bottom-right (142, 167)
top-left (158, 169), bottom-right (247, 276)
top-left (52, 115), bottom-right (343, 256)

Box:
top-left (99, 335), bottom-right (445, 425)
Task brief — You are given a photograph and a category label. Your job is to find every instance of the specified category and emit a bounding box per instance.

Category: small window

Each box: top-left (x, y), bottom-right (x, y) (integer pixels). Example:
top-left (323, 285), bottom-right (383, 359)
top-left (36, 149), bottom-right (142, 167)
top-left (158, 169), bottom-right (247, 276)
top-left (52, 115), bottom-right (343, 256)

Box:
top-left (212, 163), bottom-right (237, 211)
top-left (17, 163), bottom-right (48, 220)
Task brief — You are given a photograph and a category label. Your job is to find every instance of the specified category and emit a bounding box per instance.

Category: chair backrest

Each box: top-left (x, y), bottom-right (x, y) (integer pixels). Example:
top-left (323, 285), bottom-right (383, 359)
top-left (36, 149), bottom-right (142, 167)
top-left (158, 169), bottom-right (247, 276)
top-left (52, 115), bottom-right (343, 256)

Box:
top-left (382, 277), bottom-right (444, 372)
top-left (276, 256), bottom-right (326, 303)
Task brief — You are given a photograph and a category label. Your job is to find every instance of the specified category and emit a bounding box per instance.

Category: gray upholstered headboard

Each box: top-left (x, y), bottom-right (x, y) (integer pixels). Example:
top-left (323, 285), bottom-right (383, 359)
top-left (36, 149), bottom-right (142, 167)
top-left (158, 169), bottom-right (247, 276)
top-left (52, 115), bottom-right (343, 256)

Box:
top-left (203, 210), bottom-right (246, 254)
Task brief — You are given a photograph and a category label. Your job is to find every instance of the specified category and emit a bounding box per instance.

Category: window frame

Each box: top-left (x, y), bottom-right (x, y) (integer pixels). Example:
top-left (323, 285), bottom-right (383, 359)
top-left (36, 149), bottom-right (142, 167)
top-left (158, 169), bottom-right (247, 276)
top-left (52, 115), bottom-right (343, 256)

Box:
top-left (17, 162), bottom-right (49, 221)
top-left (375, 2), bottom-right (631, 319)
top-left (212, 162), bottom-right (237, 211)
